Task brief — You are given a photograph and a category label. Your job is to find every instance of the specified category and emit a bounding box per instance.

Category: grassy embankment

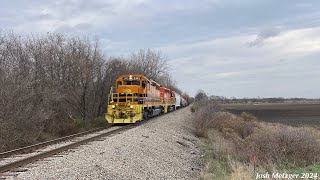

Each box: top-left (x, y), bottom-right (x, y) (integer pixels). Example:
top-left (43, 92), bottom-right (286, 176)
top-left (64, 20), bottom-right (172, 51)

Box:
top-left (191, 101), bottom-right (320, 180)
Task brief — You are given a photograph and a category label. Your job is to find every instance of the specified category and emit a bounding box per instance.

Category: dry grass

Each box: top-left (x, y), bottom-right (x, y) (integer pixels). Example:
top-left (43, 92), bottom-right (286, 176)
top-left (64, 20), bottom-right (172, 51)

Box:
top-left (192, 99), bottom-right (221, 137)
top-left (229, 162), bottom-right (253, 180)
top-left (240, 112), bottom-right (257, 122)
top-left (247, 124), bottom-right (320, 168)
top-left (193, 105), bottom-right (256, 140)
top-left (199, 129), bottom-right (255, 180)
top-left (193, 98), bottom-right (320, 179)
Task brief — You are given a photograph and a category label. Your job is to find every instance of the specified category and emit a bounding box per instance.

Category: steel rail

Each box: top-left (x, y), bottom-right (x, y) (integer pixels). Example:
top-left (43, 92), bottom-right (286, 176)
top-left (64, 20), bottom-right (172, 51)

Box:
top-left (0, 127), bottom-right (108, 159)
top-left (0, 125), bottom-right (134, 174)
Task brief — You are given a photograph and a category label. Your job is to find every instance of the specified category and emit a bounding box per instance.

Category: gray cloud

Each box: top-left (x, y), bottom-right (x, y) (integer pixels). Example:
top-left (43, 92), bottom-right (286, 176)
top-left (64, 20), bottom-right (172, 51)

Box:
top-left (55, 23), bottom-right (93, 33)
top-left (248, 27), bottom-right (282, 47)
top-left (164, 27), bottom-right (320, 97)
top-left (1, 0), bottom-right (320, 98)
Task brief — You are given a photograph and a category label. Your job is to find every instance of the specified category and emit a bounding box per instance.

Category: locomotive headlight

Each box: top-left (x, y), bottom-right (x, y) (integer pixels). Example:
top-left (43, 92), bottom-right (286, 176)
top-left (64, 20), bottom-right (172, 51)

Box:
top-left (112, 105), bottom-right (116, 109)
top-left (130, 105), bottom-right (134, 109)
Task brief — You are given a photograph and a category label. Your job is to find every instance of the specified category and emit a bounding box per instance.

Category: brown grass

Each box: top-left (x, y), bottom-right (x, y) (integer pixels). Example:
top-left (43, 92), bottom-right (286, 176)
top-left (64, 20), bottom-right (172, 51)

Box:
top-left (193, 99), bottom-right (320, 178)
top-left (246, 124), bottom-right (320, 168)
top-left (240, 112), bottom-right (257, 122)
top-left (193, 105), bottom-right (257, 140)
top-left (200, 129), bottom-right (255, 180)
top-left (192, 99), bottom-right (221, 137)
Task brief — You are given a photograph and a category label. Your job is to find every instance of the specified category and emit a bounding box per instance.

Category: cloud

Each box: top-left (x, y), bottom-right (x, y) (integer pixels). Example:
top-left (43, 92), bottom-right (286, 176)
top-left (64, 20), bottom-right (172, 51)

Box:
top-left (248, 27), bottom-right (282, 47)
top-left (55, 23), bottom-right (93, 33)
top-left (163, 27), bottom-right (320, 97)
top-left (1, 0), bottom-right (320, 98)
top-left (215, 72), bottom-right (242, 78)
top-left (1, 0), bottom-right (223, 33)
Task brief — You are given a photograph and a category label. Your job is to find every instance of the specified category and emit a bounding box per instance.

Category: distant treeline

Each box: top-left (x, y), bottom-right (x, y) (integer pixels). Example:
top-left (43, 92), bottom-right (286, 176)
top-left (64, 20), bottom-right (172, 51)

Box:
top-left (209, 96), bottom-right (320, 104)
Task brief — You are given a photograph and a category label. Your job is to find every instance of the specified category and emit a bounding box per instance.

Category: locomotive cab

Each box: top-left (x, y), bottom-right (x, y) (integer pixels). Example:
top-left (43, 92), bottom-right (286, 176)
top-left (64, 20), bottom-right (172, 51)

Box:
top-left (106, 75), bottom-right (150, 123)
top-left (119, 76), bottom-right (147, 101)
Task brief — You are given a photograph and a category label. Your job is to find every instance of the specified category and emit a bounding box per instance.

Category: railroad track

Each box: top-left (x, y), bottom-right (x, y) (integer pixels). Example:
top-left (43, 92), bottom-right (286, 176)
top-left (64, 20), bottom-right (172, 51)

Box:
top-left (0, 124), bottom-right (135, 175)
top-left (0, 127), bottom-right (107, 159)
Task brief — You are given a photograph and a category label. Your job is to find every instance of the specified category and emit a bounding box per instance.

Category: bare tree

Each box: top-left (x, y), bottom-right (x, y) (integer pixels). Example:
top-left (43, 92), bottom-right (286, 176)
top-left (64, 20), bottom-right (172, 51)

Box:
top-left (0, 32), bottom-right (180, 152)
top-left (127, 49), bottom-right (168, 82)
top-left (194, 90), bottom-right (208, 102)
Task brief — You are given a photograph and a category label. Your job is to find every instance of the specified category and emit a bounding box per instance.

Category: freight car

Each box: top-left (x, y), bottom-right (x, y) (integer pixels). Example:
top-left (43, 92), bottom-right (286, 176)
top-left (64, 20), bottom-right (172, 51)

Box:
top-left (173, 91), bottom-right (189, 109)
top-left (105, 74), bottom-right (177, 123)
top-left (173, 91), bottom-right (181, 109)
top-left (181, 97), bottom-right (188, 107)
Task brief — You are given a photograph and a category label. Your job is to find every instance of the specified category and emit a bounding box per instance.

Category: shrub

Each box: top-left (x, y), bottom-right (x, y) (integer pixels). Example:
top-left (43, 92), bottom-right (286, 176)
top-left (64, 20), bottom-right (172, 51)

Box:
top-left (74, 118), bottom-right (87, 129)
top-left (190, 106), bottom-right (196, 113)
top-left (212, 113), bottom-right (241, 130)
top-left (192, 101), bottom-right (257, 140)
top-left (192, 92), bottom-right (320, 172)
top-left (240, 112), bottom-right (257, 122)
top-left (91, 116), bottom-right (108, 127)
top-left (195, 124), bottom-right (209, 138)
top-left (235, 121), bottom-right (255, 139)
top-left (44, 118), bottom-right (79, 137)
top-left (244, 126), bottom-right (320, 168)
top-left (221, 127), bottom-right (234, 138)
top-left (192, 99), bottom-right (221, 137)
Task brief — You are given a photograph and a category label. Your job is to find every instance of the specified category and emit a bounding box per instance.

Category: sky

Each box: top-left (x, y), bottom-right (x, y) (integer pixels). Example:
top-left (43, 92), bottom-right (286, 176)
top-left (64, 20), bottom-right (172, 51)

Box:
top-left (1, 0), bottom-right (320, 98)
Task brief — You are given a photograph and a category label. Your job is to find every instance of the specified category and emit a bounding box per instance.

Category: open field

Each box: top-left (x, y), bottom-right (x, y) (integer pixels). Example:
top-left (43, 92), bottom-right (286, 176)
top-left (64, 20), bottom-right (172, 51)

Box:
top-left (223, 103), bottom-right (320, 127)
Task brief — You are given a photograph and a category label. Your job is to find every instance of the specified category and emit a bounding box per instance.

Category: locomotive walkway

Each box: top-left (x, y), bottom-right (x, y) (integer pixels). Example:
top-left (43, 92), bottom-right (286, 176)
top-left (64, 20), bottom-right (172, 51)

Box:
top-left (1, 107), bottom-right (202, 180)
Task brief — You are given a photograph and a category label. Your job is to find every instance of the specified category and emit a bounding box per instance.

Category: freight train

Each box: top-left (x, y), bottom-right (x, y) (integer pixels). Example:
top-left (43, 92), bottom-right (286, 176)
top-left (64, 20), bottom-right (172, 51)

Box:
top-left (105, 74), bottom-right (188, 123)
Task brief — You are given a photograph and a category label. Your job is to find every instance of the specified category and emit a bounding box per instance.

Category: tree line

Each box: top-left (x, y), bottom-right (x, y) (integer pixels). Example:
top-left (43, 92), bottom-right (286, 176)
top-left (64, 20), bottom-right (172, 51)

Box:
top-left (0, 31), bottom-right (186, 152)
top-left (207, 96), bottom-right (320, 104)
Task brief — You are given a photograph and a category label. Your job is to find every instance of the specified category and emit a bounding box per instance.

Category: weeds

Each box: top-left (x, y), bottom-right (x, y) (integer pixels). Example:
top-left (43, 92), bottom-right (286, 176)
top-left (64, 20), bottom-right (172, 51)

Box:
top-left (248, 126), bottom-right (320, 168)
top-left (236, 121), bottom-right (255, 139)
top-left (199, 129), bottom-right (253, 180)
top-left (240, 112), bottom-right (257, 122)
top-left (192, 91), bottom-right (320, 179)
top-left (192, 98), bottom-right (221, 137)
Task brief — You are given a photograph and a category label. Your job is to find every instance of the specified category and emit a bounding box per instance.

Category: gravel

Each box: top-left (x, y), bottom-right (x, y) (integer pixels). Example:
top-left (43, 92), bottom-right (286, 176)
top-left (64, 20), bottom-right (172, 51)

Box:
top-left (0, 127), bottom-right (121, 167)
top-left (3, 107), bottom-right (202, 180)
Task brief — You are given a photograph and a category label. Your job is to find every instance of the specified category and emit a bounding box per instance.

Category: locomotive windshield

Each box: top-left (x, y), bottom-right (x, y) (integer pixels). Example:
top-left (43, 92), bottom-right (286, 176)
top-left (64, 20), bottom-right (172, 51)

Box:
top-left (124, 80), bottom-right (140, 86)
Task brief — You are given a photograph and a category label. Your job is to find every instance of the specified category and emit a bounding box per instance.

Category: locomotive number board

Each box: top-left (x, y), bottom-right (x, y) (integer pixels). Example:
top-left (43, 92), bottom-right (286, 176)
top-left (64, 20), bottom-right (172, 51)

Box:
top-left (123, 76), bottom-right (141, 81)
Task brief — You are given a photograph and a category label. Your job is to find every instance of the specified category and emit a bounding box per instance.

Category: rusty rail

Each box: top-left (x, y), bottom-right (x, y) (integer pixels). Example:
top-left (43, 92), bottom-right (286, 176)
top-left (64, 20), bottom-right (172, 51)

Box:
top-left (0, 127), bottom-right (108, 159)
top-left (0, 125), bottom-right (134, 174)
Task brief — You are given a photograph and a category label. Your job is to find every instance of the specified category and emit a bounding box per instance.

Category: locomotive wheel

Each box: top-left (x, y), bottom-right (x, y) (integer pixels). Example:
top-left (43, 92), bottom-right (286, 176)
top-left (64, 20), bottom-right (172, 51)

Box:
top-left (142, 109), bottom-right (149, 120)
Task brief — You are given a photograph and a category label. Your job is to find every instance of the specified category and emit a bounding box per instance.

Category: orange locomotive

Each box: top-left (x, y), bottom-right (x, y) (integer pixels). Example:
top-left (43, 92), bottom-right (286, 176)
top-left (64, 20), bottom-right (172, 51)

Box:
top-left (105, 74), bottom-right (176, 123)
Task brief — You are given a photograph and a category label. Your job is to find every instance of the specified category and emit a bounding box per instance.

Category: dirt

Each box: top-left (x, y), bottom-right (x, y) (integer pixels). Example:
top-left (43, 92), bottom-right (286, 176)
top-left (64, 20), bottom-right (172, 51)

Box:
top-left (224, 103), bottom-right (320, 127)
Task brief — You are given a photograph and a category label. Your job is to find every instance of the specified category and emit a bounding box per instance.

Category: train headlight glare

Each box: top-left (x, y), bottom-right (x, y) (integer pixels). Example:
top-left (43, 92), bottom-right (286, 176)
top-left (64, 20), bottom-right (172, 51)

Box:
top-left (112, 105), bottom-right (115, 109)
top-left (130, 105), bottom-right (133, 109)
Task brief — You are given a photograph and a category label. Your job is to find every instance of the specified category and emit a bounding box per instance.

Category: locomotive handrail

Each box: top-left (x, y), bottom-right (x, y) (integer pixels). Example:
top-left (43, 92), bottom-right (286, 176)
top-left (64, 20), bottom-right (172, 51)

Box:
top-left (111, 93), bottom-right (144, 104)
